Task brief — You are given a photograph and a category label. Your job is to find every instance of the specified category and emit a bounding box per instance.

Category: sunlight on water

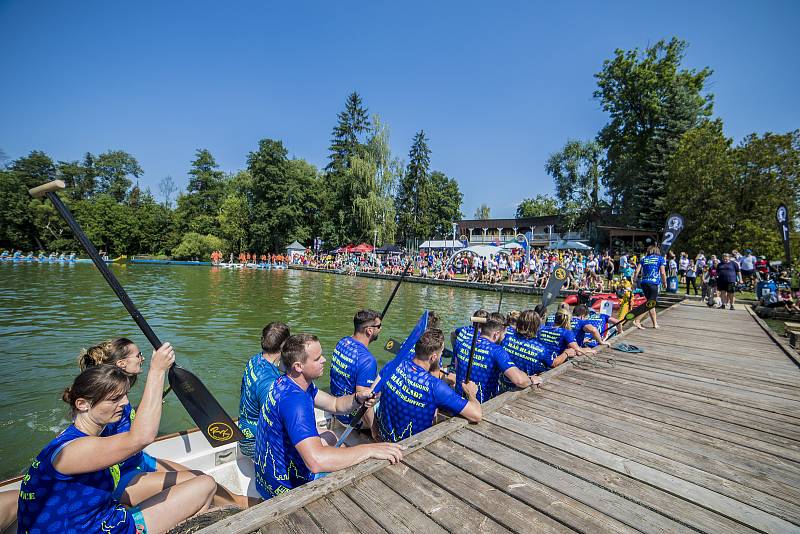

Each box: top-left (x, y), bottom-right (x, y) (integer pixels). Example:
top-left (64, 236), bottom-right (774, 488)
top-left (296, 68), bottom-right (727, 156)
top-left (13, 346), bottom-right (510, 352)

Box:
top-left (0, 262), bottom-right (539, 478)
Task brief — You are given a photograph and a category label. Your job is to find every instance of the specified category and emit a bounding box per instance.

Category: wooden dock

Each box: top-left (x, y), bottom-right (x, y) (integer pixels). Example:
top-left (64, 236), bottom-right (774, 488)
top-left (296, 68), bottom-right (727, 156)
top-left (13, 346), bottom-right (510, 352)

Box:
top-left (201, 301), bottom-right (800, 534)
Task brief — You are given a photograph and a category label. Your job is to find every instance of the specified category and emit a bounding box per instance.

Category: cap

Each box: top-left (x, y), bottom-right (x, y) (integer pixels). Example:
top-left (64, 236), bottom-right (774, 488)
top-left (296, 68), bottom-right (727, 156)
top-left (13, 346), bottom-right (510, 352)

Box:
top-left (745, 249), bottom-right (752, 253)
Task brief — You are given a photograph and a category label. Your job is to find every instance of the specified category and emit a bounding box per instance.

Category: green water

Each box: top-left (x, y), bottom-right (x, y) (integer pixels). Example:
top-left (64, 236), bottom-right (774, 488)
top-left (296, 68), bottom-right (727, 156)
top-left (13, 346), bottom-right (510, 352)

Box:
top-left (0, 262), bottom-right (539, 478)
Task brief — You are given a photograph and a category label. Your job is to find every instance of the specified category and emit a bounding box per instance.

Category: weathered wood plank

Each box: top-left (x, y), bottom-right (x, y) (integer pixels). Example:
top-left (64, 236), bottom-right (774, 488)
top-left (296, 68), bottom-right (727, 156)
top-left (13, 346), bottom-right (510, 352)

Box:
top-left (341, 475), bottom-right (447, 534)
top-left (260, 508), bottom-right (323, 534)
top-left (455, 424), bottom-right (761, 534)
top-left (373, 461), bottom-right (509, 533)
top-left (539, 383), bottom-right (800, 464)
top-left (516, 395), bottom-right (800, 488)
top-left (403, 448), bottom-right (573, 533)
top-left (304, 496), bottom-right (359, 534)
top-left (488, 406), bottom-right (800, 528)
top-left (425, 437), bottom-right (645, 534)
top-left (326, 492), bottom-right (387, 534)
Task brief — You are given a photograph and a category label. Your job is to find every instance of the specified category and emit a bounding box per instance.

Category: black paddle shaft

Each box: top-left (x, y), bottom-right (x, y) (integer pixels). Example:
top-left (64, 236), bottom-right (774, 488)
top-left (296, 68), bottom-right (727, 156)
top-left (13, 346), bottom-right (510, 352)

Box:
top-left (380, 260), bottom-right (413, 319)
top-left (46, 192), bottom-right (162, 348)
top-left (463, 317), bottom-right (487, 385)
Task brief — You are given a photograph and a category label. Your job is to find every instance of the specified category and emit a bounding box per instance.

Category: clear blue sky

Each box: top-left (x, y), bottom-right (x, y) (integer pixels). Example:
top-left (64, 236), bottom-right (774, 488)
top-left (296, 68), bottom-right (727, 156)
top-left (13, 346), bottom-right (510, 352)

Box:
top-left (1, 1), bottom-right (798, 218)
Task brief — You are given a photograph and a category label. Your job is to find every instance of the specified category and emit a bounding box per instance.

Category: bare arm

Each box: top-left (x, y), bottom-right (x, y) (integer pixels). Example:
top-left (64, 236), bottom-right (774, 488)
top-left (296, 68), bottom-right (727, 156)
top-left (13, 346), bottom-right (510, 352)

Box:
top-left (295, 437), bottom-right (403, 473)
top-left (584, 325), bottom-right (609, 346)
top-left (53, 343), bottom-right (175, 475)
top-left (314, 386), bottom-right (376, 415)
top-left (458, 381), bottom-right (482, 423)
top-left (660, 265), bottom-right (667, 287)
top-left (568, 341), bottom-right (596, 357)
top-left (503, 366), bottom-right (541, 389)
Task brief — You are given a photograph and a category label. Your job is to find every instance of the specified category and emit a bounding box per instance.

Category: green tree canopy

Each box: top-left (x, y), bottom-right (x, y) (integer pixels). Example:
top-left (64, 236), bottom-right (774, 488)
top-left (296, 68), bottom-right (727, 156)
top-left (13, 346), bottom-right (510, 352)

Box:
top-left (516, 194), bottom-right (558, 218)
top-left (595, 38), bottom-right (713, 228)
top-left (474, 204), bottom-right (491, 220)
top-left (427, 171), bottom-right (463, 238)
top-left (95, 150), bottom-right (143, 202)
top-left (396, 130), bottom-right (431, 245)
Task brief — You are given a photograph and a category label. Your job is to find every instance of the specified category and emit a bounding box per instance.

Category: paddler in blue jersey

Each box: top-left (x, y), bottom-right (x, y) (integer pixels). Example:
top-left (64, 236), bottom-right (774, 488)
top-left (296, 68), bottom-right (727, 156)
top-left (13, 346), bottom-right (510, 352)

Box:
top-left (632, 244), bottom-right (667, 329)
top-left (571, 305), bottom-right (613, 348)
top-left (451, 309), bottom-right (489, 348)
top-left (376, 329), bottom-right (482, 442)
top-left (537, 310), bottom-right (596, 364)
top-left (453, 319), bottom-right (542, 403)
top-left (500, 310), bottom-right (562, 393)
top-left (238, 322), bottom-right (291, 457)
top-left (253, 334), bottom-right (403, 499)
top-left (329, 309), bottom-right (382, 429)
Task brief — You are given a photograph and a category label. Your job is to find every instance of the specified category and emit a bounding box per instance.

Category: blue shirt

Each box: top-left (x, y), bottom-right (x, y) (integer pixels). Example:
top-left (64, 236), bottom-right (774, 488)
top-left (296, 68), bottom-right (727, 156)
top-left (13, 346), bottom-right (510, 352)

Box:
top-left (238, 352), bottom-right (282, 457)
top-left (253, 375), bottom-right (319, 499)
top-left (377, 359), bottom-right (467, 442)
top-left (500, 334), bottom-right (550, 391)
top-left (100, 404), bottom-right (143, 475)
top-left (454, 336), bottom-right (515, 402)
top-left (640, 254), bottom-right (666, 285)
top-left (329, 336), bottom-right (377, 424)
top-left (537, 325), bottom-right (576, 356)
top-left (574, 313), bottom-right (609, 347)
top-left (18, 425), bottom-right (135, 534)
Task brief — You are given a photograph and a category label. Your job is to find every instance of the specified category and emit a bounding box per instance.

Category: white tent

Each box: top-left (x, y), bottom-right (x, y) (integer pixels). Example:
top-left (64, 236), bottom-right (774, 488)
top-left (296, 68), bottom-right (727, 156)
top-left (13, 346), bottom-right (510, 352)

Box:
top-left (500, 242), bottom-right (524, 250)
top-left (446, 244), bottom-right (510, 266)
top-left (285, 241), bottom-right (306, 260)
top-left (548, 240), bottom-right (592, 250)
top-left (419, 240), bottom-right (466, 250)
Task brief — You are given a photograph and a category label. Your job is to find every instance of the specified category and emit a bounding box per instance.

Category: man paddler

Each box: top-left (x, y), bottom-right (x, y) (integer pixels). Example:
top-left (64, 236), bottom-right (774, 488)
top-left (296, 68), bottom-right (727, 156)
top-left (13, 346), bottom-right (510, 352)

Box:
top-left (238, 322), bottom-right (291, 457)
top-left (453, 319), bottom-right (541, 402)
top-left (376, 329), bottom-right (481, 442)
top-left (329, 309), bottom-right (382, 429)
top-left (253, 334), bottom-right (403, 499)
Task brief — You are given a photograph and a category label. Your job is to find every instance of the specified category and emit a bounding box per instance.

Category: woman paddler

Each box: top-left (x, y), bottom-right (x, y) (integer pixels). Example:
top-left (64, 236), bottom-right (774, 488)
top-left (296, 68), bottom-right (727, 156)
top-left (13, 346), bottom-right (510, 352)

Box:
top-left (78, 338), bottom-right (251, 509)
top-left (17, 344), bottom-right (216, 534)
top-left (536, 309), bottom-right (597, 364)
top-left (500, 310), bottom-right (562, 392)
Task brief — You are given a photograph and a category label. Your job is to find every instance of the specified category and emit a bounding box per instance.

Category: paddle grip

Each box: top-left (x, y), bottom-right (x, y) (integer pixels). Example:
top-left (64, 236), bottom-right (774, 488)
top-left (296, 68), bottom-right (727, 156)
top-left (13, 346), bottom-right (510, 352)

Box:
top-left (42, 190), bottom-right (163, 351)
top-left (29, 179), bottom-right (65, 198)
top-left (380, 261), bottom-right (412, 320)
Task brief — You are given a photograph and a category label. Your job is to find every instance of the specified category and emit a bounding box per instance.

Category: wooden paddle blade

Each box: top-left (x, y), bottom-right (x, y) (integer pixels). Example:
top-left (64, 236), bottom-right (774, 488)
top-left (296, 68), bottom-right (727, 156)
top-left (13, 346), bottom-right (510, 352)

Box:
top-left (168, 366), bottom-right (244, 447)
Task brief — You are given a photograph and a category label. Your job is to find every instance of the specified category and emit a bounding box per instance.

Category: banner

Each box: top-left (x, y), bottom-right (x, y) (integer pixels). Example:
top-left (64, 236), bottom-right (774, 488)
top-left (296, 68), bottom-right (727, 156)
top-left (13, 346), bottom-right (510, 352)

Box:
top-left (776, 204), bottom-right (791, 266)
top-left (660, 214), bottom-right (685, 255)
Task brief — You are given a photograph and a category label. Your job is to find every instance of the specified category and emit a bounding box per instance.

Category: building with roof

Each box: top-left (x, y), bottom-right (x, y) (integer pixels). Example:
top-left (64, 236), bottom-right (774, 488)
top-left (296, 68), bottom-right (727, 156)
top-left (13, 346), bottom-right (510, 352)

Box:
top-left (456, 216), bottom-right (587, 247)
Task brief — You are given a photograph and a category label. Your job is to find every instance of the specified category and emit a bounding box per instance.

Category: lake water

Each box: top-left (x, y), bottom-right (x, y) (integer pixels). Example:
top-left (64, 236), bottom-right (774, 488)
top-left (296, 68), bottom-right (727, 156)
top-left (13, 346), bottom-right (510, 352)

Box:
top-left (0, 262), bottom-right (540, 478)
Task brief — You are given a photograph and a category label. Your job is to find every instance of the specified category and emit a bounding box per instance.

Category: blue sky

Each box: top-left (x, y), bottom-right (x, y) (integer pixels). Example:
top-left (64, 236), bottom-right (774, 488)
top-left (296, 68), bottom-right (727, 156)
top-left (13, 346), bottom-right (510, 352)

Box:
top-left (1, 1), bottom-right (798, 219)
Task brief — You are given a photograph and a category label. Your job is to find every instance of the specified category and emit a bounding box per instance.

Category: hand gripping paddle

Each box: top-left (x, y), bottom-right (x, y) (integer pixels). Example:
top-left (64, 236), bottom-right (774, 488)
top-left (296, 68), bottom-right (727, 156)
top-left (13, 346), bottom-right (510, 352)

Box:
top-left (30, 180), bottom-right (243, 447)
top-left (334, 375), bottom-right (381, 448)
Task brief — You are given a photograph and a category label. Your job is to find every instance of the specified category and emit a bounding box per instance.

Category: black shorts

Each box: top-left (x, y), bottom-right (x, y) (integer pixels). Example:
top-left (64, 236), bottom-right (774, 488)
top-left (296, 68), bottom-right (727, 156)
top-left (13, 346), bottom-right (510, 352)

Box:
top-left (742, 269), bottom-right (756, 279)
top-left (718, 280), bottom-right (737, 293)
top-left (640, 283), bottom-right (659, 301)
top-left (678, 269), bottom-right (685, 277)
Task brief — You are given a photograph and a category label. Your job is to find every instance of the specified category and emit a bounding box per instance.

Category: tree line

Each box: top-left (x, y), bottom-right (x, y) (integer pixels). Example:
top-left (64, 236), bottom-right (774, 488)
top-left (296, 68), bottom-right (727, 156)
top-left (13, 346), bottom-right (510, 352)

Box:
top-left (0, 93), bottom-right (463, 259)
top-left (515, 37), bottom-right (799, 258)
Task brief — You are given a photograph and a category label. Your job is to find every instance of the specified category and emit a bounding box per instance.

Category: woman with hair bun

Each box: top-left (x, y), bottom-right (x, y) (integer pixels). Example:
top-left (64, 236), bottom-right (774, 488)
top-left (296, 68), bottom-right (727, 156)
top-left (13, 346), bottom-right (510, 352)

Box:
top-left (79, 338), bottom-right (251, 509)
top-left (18, 344), bottom-right (216, 534)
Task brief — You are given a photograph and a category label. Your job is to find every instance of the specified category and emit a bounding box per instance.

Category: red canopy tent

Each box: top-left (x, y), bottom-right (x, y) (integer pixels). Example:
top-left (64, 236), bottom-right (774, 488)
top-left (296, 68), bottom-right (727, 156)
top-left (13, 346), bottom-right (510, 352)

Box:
top-left (352, 243), bottom-right (374, 253)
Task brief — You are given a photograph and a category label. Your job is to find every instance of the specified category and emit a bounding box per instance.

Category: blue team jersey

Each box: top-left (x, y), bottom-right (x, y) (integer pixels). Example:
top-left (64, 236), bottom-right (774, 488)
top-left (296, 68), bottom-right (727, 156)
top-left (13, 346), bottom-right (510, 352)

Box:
top-left (537, 325), bottom-right (576, 356)
top-left (454, 325), bottom-right (475, 347)
top-left (238, 352), bottom-right (282, 457)
top-left (640, 254), bottom-right (666, 285)
top-left (573, 313), bottom-right (609, 347)
top-left (18, 425), bottom-right (135, 534)
top-left (329, 337), bottom-right (377, 424)
top-left (100, 404), bottom-right (142, 474)
top-left (500, 333), bottom-right (550, 389)
top-left (253, 376), bottom-right (319, 499)
top-left (454, 336), bottom-right (515, 402)
top-left (377, 359), bottom-right (467, 442)
top-left (544, 313), bottom-right (556, 326)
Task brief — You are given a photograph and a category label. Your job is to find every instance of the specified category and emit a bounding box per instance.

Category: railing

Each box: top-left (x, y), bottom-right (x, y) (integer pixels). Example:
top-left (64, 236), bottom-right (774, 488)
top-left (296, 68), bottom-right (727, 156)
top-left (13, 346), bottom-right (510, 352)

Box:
top-left (467, 232), bottom-right (587, 245)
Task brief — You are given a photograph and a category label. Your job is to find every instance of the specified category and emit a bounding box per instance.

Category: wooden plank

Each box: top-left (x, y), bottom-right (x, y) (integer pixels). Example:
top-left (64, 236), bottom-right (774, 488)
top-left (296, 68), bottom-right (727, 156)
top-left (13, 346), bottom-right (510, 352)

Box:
top-left (373, 461), bottom-right (509, 534)
top-left (327, 492), bottom-right (387, 534)
top-left (455, 424), bottom-right (760, 534)
top-left (517, 395), bottom-right (800, 489)
top-left (305, 496), bottom-right (359, 534)
top-left (261, 508), bottom-right (323, 534)
top-left (560, 371), bottom-right (800, 437)
top-left (488, 406), bottom-right (800, 528)
top-left (341, 475), bottom-right (447, 534)
top-left (403, 448), bottom-right (573, 533)
top-left (424, 437), bottom-right (645, 534)
top-left (540, 382), bottom-right (800, 463)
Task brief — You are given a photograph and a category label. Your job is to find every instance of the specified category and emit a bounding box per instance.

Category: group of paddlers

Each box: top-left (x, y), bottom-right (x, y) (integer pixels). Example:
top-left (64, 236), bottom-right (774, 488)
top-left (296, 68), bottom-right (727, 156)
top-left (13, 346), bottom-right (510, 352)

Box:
top-left (1, 244), bottom-right (668, 533)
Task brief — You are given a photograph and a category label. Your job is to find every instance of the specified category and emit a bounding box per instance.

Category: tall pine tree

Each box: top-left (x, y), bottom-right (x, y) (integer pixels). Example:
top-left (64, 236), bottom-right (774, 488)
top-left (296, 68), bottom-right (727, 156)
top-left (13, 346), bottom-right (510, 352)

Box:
top-left (396, 130), bottom-right (431, 247)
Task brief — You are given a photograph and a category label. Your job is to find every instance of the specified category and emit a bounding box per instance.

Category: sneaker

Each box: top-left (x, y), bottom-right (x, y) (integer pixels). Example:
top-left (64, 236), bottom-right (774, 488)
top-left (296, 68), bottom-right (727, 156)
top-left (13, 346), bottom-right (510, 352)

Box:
top-left (729, 304), bottom-right (734, 310)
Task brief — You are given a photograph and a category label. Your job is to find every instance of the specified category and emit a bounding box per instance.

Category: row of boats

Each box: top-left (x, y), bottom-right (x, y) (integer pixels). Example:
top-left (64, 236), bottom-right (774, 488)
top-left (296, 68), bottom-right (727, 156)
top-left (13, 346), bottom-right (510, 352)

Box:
top-left (0, 251), bottom-right (119, 264)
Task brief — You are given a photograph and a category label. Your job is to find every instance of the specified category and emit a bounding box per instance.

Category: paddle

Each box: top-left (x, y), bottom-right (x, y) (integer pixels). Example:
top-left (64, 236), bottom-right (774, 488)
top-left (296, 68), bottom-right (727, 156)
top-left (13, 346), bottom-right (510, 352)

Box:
top-left (381, 260), bottom-right (413, 320)
top-left (334, 376), bottom-right (381, 447)
top-left (541, 265), bottom-right (568, 308)
top-left (462, 316), bottom-right (487, 397)
top-left (604, 298), bottom-right (657, 339)
top-left (385, 336), bottom-right (454, 362)
top-left (497, 284), bottom-right (505, 313)
top-left (30, 180), bottom-right (243, 448)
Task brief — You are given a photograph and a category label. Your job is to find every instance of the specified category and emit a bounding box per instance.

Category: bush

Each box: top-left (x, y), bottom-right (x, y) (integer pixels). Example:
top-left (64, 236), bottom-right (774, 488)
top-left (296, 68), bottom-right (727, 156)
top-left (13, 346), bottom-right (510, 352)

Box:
top-left (172, 233), bottom-right (224, 260)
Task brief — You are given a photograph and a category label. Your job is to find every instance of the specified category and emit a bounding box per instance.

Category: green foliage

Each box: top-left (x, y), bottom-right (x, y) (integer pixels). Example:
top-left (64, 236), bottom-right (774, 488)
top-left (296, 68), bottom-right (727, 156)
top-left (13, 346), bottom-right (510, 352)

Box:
top-left (474, 204), bottom-right (491, 220)
top-left (175, 149), bottom-right (225, 236)
top-left (516, 194), bottom-right (559, 218)
top-left (595, 38), bottom-right (713, 228)
top-left (9, 150), bottom-right (57, 189)
top-left (95, 150), bottom-right (142, 202)
top-left (427, 171), bottom-right (463, 238)
top-left (172, 232), bottom-right (224, 260)
top-left (326, 92), bottom-right (370, 174)
top-left (396, 130), bottom-right (432, 245)
top-left (0, 170), bottom-right (35, 248)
